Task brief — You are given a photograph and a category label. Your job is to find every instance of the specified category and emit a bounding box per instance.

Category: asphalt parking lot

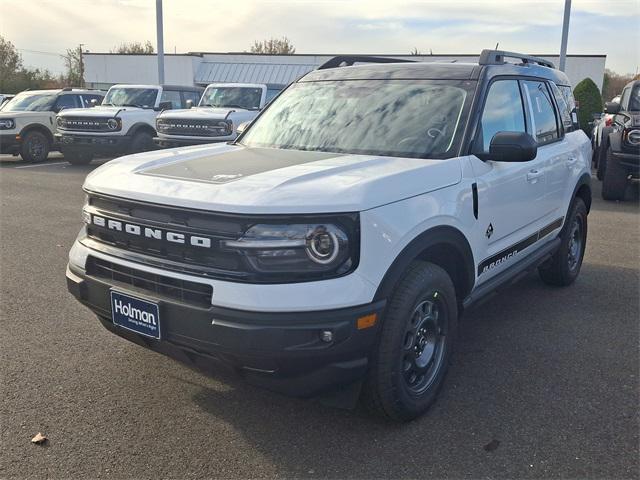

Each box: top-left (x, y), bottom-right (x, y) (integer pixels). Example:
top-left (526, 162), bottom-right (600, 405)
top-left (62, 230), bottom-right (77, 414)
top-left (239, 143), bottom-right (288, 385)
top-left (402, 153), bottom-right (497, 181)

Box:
top-left (1, 154), bottom-right (638, 479)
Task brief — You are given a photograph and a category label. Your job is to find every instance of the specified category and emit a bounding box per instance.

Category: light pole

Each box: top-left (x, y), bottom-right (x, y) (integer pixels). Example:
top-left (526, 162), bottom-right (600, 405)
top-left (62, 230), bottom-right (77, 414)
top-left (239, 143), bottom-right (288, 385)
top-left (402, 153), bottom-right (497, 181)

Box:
top-left (79, 43), bottom-right (85, 87)
top-left (156, 0), bottom-right (165, 84)
top-left (559, 0), bottom-right (571, 72)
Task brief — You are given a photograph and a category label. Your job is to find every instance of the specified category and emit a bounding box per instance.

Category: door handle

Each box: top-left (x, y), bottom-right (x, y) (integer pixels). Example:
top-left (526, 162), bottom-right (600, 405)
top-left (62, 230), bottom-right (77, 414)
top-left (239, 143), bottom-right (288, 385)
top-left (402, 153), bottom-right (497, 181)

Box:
top-left (526, 169), bottom-right (543, 183)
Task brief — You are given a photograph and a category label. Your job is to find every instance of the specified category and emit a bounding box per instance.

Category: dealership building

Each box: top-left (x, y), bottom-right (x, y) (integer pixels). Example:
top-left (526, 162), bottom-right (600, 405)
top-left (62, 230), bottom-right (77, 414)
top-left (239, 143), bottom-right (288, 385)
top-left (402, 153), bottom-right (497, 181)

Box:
top-left (83, 51), bottom-right (607, 92)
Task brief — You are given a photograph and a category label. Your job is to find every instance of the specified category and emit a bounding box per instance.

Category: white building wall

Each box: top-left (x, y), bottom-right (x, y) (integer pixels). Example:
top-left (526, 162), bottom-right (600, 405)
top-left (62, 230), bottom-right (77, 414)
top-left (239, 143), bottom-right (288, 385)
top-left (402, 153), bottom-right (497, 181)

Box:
top-left (84, 54), bottom-right (202, 88)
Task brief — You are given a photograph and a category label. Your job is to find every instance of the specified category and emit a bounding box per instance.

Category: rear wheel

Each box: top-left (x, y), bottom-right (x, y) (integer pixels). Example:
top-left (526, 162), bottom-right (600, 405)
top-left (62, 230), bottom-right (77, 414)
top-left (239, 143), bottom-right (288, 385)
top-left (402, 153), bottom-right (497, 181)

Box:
top-left (601, 147), bottom-right (628, 201)
top-left (20, 130), bottom-right (50, 163)
top-left (63, 148), bottom-right (94, 166)
top-left (129, 131), bottom-right (154, 153)
top-left (538, 197), bottom-right (587, 287)
top-left (362, 261), bottom-right (457, 421)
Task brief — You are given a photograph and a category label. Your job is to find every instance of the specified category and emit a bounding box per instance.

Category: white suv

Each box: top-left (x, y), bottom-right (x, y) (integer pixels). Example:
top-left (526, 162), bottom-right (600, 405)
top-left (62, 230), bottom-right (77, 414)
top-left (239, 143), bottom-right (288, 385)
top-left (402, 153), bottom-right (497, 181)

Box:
top-left (66, 51), bottom-right (592, 421)
top-left (155, 83), bottom-right (283, 148)
top-left (0, 88), bottom-right (104, 162)
top-left (55, 84), bottom-right (202, 165)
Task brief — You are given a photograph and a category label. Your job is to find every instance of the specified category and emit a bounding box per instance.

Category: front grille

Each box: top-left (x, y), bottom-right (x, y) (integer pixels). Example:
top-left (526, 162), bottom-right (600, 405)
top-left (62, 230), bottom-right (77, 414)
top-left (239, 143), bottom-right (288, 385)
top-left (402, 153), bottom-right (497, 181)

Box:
top-left (156, 118), bottom-right (227, 137)
top-left (59, 116), bottom-right (118, 132)
top-left (86, 256), bottom-right (212, 308)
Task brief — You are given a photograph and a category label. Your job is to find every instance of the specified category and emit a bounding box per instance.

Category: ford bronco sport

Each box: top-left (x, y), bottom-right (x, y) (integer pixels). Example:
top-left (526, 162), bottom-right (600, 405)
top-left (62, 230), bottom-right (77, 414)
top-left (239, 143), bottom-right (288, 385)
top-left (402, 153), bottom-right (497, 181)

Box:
top-left (55, 84), bottom-right (203, 165)
top-left (66, 51), bottom-right (592, 421)
top-left (598, 80), bottom-right (640, 200)
top-left (0, 88), bottom-right (104, 162)
top-left (155, 83), bottom-right (283, 148)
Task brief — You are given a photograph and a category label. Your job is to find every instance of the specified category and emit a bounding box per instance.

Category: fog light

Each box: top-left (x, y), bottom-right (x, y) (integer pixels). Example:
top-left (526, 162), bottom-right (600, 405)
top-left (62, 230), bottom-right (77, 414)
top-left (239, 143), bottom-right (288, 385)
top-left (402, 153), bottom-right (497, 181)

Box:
top-left (320, 330), bottom-right (333, 343)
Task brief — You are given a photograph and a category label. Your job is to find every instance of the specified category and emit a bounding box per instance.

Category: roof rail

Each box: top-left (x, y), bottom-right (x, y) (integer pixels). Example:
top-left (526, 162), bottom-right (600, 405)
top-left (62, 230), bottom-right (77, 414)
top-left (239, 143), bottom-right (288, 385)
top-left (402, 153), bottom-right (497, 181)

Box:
top-left (318, 55), bottom-right (415, 70)
top-left (478, 49), bottom-right (555, 69)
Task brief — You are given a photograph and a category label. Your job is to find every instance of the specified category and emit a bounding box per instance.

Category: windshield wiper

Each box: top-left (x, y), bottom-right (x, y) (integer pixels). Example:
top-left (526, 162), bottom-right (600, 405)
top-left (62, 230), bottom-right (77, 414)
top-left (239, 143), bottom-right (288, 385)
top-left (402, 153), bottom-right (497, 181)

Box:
top-left (121, 103), bottom-right (145, 108)
top-left (102, 102), bottom-right (115, 106)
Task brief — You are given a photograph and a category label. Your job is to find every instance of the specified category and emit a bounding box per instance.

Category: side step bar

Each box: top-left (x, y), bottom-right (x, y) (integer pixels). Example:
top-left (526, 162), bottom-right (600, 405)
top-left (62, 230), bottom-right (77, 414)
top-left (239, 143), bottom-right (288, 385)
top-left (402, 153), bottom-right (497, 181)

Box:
top-left (463, 238), bottom-right (561, 309)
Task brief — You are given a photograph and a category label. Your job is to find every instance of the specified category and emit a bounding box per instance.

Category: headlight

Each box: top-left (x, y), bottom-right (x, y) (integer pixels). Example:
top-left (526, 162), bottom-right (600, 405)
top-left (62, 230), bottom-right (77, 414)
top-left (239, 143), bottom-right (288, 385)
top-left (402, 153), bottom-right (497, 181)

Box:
top-left (222, 218), bottom-right (359, 280)
top-left (107, 118), bottom-right (121, 130)
top-left (210, 120), bottom-right (232, 136)
top-left (626, 129), bottom-right (640, 146)
top-left (0, 118), bottom-right (15, 129)
top-left (56, 117), bottom-right (64, 128)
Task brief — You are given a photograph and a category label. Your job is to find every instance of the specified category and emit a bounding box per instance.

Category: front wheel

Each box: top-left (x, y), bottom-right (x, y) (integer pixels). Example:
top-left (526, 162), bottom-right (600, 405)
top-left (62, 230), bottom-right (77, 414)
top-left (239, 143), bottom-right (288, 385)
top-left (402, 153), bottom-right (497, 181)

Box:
top-left (20, 131), bottom-right (50, 163)
top-left (362, 261), bottom-right (457, 421)
top-left (129, 131), bottom-right (154, 153)
top-left (63, 148), bottom-right (94, 166)
top-left (538, 197), bottom-right (587, 287)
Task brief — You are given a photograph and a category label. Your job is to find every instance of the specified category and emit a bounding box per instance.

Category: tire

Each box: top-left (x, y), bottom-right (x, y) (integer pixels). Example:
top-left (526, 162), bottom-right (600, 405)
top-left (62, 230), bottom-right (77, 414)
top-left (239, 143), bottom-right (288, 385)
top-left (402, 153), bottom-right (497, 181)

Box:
top-left (601, 147), bottom-right (628, 201)
top-left (538, 197), bottom-right (588, 287)
top-left (129, 131), bottom-right (154, 153)
top-left (19, 130), bottom-right (50, 163)
top-left (362, 261), bottom-right (458, 421)
top-left (63, 148), bottom-right (94, 166)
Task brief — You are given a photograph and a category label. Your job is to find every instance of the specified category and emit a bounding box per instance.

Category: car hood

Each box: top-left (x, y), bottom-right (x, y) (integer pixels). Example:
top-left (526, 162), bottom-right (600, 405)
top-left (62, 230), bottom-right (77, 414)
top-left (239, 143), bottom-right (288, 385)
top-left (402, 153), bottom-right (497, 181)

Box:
top-left (159, 107), bottom-right (248, 120)
top-left (57, 106), bottom-right (147, 117)
top-left (0, 110), bottom-right (51, 119)
top-left (84, 143), bottom-right (462, 214)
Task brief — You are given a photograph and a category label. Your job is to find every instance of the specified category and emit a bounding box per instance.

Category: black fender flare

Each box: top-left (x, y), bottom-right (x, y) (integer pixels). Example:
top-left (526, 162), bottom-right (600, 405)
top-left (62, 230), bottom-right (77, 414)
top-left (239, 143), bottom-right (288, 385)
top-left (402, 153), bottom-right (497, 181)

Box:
top-left (19, 123), bottom-right (54, 145)
top-left (606, 130), bottom-right (623, 152)
top-left (125, 122), bottom-right (156, 138)
top-left (569, 172), bottom-right (592, 214)
top-left (373, 225), bottom-right (475, 303)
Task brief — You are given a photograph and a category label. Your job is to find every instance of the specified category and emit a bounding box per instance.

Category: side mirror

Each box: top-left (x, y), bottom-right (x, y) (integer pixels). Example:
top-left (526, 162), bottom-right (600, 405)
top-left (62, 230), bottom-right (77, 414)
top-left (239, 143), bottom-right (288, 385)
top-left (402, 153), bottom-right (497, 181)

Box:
top-left (185, 99), bottom-right (194, 109)
top-left (604, 102), bottom-right (620, 114)
top-left (236, 121), bottom-right (250, 135)
top-left (485, 131), bottom-right (537, 162)
top-left (90, 99), bottom-right (98, 107)
top-left (156, 101), bottom-right (173, 111)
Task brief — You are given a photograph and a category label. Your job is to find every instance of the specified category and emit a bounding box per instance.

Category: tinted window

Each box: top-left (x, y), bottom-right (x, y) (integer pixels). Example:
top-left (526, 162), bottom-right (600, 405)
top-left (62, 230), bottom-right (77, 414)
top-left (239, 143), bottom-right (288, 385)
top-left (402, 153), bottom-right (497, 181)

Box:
top-left (55, 94), bottom-right (80, 111)
top-left (619, 87), bottom-right (630, 111)
top-left (627, 85), bottom-right (640, 111)
top-left (550, 83), bottom-right (574, 131)
top-left (478, 80), bottom-right (526, 152)
top-left (241, 79), bottom-right (472, 159)
top-left (182, 90), bottom-right (201, 107)
top-left (524, 80), bottom-right (559, 145)
top-left (160, 90), bottom-right (182, 109)
top-left (265, 88), bottom-right (282, 104)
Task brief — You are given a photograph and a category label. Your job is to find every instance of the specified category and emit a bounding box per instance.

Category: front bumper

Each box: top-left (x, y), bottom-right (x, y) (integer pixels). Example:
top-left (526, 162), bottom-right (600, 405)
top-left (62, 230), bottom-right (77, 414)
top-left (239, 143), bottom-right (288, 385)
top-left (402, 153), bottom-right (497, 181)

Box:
top-left (0, 132), bottom-right (21, 154)
top-left (153, 136), bottom-right (225, 148)
top-left (55, 133), bottom-right (131, 153)
top-left (66, 263), bottom-right (385, 397)
top-left (611, 150), bottom-right (640, 174)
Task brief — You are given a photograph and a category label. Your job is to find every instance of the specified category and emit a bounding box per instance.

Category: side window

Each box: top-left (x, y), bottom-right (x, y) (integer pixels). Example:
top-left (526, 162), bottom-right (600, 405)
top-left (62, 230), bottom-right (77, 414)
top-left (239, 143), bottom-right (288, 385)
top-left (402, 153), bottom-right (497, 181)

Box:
top-left (55, 94), bottom-right (80, 111)
top-left (160, 90), bottom-right (182, 109)
top-left (477, 80), bottom-right (526, 152)
top-left (80, 95), bottom-right (103, 108)
top-left (619, 87), bottom-right (631, 111)
top-left (182, 90), bottom-right (201, 107)
top-left (523, 80), bottom-right (559, 145)
top-left (558, 85), bottom-right (578, 129)
top-left (550, 83), bottom-right (574, 132)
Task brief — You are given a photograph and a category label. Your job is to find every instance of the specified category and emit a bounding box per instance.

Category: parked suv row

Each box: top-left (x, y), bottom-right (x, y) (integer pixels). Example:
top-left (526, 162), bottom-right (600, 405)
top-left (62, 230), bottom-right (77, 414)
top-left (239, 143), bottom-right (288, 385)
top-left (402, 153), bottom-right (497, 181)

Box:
top-left (0, 88), bottom-right (104, 162)
top-left (55, 84), bottom-right (203, 164)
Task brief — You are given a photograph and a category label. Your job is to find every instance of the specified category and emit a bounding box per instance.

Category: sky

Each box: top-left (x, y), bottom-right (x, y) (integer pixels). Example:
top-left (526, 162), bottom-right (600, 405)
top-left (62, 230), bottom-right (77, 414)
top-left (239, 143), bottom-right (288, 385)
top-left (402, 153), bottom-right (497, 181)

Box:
top-left (1, 0), bottom-right (639, 75)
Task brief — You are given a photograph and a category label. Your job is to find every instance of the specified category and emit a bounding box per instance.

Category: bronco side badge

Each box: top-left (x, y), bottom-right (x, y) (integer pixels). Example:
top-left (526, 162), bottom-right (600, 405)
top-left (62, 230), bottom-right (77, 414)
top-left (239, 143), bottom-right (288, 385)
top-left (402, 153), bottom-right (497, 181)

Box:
top-left (486, 223), bottom-right (494, 239)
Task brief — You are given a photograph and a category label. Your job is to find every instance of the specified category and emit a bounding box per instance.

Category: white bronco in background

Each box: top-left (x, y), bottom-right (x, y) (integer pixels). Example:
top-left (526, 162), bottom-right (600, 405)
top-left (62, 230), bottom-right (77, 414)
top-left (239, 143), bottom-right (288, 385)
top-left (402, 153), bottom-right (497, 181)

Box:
top-left (154, 83), bottom-right (281, 148)
top-left (55, 84), bottom-right (202, 164)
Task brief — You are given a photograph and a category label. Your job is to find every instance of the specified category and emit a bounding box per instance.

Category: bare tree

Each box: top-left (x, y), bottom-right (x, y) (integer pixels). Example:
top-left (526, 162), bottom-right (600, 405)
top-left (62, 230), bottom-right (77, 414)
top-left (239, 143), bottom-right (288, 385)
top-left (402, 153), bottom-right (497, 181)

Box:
top-left (601, 68), bottom-right (635, 101)
top-left (250, 37), bottom-right (295, 54)
top-left (110, 41), bottom-right (155, 54)
top-left (62, 46), bottom-right (83, 87)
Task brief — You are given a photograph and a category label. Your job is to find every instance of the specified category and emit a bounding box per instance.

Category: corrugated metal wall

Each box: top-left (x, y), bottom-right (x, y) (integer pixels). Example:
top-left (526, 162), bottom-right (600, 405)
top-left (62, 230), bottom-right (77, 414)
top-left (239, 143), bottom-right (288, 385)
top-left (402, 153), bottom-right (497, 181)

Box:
top-left (196, 62), bottom-right (317, 86)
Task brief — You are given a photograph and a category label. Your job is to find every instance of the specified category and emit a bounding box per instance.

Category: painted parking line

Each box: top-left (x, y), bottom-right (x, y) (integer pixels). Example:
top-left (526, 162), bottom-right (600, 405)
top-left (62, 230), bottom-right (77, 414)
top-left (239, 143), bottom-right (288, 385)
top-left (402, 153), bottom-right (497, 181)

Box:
top-left (14, 161), bottom-right (69, 169)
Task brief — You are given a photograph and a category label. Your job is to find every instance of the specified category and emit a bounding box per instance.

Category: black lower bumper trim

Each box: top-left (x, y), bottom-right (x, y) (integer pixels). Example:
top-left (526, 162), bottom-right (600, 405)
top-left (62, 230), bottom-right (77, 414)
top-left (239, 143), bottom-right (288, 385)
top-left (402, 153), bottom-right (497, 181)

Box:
top-left (66, 263), bottom-right (385, 397)
top-left (153, 136), bottom-right (222, 148)
top-left (56, 133), bottom-right (131, 153)
top-left (0, 133), bottom-right (20, 154)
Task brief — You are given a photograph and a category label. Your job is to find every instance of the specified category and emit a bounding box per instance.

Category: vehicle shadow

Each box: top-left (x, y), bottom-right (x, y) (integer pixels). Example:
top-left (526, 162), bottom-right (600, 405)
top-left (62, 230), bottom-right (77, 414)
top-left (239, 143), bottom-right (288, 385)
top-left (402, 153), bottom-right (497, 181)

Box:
top-left (188, 262), bottom-right (639, 479)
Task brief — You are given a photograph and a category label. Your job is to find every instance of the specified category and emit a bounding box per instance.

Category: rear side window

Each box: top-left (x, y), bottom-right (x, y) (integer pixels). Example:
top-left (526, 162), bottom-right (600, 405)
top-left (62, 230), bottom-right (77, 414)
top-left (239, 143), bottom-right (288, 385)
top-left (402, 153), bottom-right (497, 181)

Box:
top-left (523, 80), bottom-right (559, 145)
top-left (630, 84), bottom-right (640, 111)
top-left (477, 80), bottom-right (526, 152)
top-left (160, 90), bottom-right (182, 109)
top-left (265, 88), bottom-right (281, 105)
top-left (550, 83), bottom-right (574, 132)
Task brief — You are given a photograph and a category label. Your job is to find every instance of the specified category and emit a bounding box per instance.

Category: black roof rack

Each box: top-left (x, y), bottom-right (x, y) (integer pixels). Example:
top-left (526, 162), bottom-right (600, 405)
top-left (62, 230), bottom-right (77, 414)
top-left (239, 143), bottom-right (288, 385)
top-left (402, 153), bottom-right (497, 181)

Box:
top-left (478, 49), bottom-right (555, 69)
top-left (318, 55), bottom-right (415, 70)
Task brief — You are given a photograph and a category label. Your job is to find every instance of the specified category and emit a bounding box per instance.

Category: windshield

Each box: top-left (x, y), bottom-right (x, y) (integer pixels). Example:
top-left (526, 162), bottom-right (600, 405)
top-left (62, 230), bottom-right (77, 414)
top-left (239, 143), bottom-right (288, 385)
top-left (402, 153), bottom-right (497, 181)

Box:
top-left (200, 86), bottom-right (263, 110)
top-left (103, 87), bottom-right (159, 108)
top-left (240, 80), bottom-right (472, 159)
top-left (630, 85), bottom-right (640, 111)
top-left (2, 93), bottom-right (56, 112)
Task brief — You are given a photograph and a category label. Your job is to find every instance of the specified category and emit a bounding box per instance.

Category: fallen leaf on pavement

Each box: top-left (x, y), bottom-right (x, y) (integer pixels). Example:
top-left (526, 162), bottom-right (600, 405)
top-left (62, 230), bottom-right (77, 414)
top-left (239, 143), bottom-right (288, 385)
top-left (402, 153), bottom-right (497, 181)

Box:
top-left (31, 432), bottom-right (48, 445)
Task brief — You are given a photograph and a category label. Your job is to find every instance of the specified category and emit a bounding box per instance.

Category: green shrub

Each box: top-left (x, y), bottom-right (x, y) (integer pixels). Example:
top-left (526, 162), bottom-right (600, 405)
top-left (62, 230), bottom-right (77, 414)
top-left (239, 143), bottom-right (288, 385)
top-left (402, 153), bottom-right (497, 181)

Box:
top-left (573, 78), bottom-right (603, 136)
